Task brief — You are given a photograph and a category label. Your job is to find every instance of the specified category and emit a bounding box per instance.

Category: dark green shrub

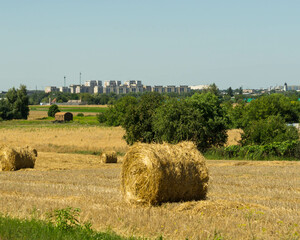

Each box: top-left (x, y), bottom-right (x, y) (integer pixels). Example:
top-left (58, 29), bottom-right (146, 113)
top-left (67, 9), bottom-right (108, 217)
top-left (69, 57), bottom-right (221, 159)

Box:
top-left (227, 94), bottom-right (300, 129)
top-left (243, 94), bottom-right (299, 125)
top-left (77, 113), bottom-right (84, 117)
top-left (241, 115), bottom-right (299, 146)
top-left (103, 96), bottom-right (138, 126)
top-left (294, 141), bottom-right (300, 159)
top-left (0, 85), bottom-right (29, 120)
top-left (97, 113), bottom-right (107, 123)
top-left (153, 92), bottom-right (228, 151)
top-left (48, 104), bottom-right (60, 117)
top-left (206, 140), bottom-right (300, 160)
top-left (122, 92), bottom-right (164, 145)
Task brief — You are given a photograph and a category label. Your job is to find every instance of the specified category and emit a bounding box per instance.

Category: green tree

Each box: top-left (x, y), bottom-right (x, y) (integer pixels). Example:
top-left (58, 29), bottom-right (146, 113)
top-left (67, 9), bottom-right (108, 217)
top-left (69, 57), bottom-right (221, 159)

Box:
top-left (103, 95), bottom-right (138, 126)
top-left (48, 104), bottom-right (60, 117)
top-left (0, 99), bottom-right (10, 120)
top-left (203, 83), bottom-right (220, 97)
top-left (241, 115), bottom-right (299, 145)
top-left (238, 86), bottom-right (243, 95)
top-left (244, 94), bottom-right (299, 124)
top-left (226, 101), bottom-right (247, 128)
top-left (122, 92), bottom-right (164, 145)
top-left (153, 92), bottom-right (228, 151)
top-left (16, 85), bottom-right (30, 119)
top-left (186, 92), bottom-right (228, 150)
top-left (2, 85), bottom-right (29, 120)
top-left (227, 87), bottom-right (234, 97)
top-left (28, 91), bottom-right (48, 105)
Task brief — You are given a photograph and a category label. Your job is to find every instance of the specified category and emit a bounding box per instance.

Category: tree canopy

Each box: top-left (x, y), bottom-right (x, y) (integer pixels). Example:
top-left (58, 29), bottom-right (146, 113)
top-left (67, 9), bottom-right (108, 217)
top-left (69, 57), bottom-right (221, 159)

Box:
top-left (0, 85), bottom-right (29, 120)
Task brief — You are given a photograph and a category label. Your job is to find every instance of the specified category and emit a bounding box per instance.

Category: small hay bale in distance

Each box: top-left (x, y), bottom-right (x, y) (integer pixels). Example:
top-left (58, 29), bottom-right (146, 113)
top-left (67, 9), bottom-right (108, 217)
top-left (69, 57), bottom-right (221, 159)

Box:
top-left (0, 146), bottom-right (37, 171)
top-left (55, 112), bottom-right (73, 122)
top-left (100, 151), bottom-right (117, 163)
top-left (121, 142), bottom-right (209, 205)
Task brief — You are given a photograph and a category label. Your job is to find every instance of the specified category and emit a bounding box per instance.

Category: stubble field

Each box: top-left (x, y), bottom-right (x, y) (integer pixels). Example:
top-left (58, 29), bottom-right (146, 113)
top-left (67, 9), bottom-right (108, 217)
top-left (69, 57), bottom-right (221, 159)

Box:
top-left (0, 110), bottom-right (299, 239)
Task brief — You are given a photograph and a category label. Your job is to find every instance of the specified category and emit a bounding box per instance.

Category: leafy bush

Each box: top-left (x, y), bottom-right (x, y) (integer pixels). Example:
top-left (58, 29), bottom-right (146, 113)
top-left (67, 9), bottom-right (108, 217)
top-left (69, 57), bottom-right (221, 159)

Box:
top-left (48, 104), bottom-right (60, 117)
top-left (97, 113), bottom-right (107, 123)
top-left (227, 94), bottom-right (300, 129)
top-left (0, 85), bottom-right (29, 120)
top-left (122, 92), bottom-right (164, 145)
top-left (153, 93), bottom-right (228, 151)
top-left (103, 96), bottom-right (138, 126)
top-left (206, 140), bottom-right (299, 160)
top-left (77, 113), bottom-right (84, 117)
top-left (241, 115), bottom-right (299, 146)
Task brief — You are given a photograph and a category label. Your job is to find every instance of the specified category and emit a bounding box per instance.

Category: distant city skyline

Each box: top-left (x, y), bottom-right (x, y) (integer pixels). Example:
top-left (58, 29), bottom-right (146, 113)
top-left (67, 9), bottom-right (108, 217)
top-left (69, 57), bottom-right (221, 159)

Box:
top-left (1, 1), bottom-right (300, 91)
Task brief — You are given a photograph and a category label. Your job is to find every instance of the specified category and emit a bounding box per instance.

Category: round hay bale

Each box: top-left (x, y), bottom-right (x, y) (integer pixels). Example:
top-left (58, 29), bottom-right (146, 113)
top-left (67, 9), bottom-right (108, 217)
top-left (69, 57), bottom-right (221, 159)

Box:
top-left (121, 141), bottom-right (209, 205)
top-left (100, 151), bottom-right (117, 163)
top-left (0, 146), bottom-right (37, 171)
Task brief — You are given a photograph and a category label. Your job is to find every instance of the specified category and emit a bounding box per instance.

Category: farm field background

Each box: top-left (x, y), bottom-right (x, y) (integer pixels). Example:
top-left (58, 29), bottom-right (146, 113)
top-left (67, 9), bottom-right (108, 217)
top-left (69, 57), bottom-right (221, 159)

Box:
top-left (0, 108), bottom-right (299, 239)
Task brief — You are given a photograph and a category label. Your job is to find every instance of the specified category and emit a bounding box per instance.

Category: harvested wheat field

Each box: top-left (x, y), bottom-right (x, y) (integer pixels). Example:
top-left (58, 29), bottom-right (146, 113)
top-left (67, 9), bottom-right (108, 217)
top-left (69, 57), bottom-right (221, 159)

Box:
top-left (0, 126), bottom-right (127, 154)
top-left (0, 125), bottom-right (299, 239)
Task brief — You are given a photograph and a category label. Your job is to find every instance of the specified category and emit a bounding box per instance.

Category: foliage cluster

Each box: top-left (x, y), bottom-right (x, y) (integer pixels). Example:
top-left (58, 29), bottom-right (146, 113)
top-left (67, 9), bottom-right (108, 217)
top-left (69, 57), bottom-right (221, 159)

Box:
top-left (0, 85), bottom-right (29, 120)
top-left (225, 94), bottom-right (300, 147)
top-left (206, 140), bottom-right (300, 160)
top-left (153, 92), bottom-right (228, 151)
top-left (99, 96), bottom-right (138, 126)
top-left (227, 94), bottom-right (300, 129)
top-left (100, 92), bottom-right (229, 151)
top-left (48, 104), bottom-right (61, 117)
top-left (241, 115), bottom-right (299, 145)
top-left (100, 90), bottom-right (299, 157)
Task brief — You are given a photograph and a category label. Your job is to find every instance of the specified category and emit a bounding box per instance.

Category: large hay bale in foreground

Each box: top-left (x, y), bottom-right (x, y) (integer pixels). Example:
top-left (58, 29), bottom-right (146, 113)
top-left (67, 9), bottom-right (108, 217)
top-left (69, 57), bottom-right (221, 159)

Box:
top-left (121, 142), bottom-right (209, 205)
top-left (0, 146), bottom-right (37, 171)
top-left (100, 151), bottom-right (117, 163)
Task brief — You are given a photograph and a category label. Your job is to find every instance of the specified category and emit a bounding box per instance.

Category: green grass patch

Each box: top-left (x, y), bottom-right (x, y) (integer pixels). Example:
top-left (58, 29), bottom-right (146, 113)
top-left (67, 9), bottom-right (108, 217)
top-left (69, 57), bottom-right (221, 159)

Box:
top-left (29, 106), bottom-right (108, 113)
top-left (0, 116), bottom-right (104, 128)
top-left (73, 115), bottom-right (99, 125)
top-left (0, 214), bottom-right (133, 240)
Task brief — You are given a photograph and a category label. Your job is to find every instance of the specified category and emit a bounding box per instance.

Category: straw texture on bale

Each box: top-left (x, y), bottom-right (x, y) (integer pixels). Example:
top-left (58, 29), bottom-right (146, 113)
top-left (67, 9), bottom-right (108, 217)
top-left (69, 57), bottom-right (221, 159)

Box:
top-left (0, 146), bottom-right (37, 171)
top-left (121, 142), bottom-right (209, 205)
top-left (100, 151), bottom-right (117, 163)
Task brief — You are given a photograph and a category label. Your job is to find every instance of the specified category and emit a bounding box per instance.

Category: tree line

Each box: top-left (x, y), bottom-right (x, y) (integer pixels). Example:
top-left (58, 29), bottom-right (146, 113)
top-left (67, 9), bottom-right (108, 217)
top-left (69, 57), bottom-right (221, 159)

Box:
top-left (1, 85), bottom-right (299, 158)
top-left (99, 88), bottom-right (300, 158)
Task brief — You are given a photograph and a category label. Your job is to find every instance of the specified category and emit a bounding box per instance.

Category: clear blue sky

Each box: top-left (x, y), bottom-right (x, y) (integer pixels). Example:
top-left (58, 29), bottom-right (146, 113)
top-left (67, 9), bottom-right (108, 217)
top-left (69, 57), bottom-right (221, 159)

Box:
top-left (1, 0), bottom-right (299, 91)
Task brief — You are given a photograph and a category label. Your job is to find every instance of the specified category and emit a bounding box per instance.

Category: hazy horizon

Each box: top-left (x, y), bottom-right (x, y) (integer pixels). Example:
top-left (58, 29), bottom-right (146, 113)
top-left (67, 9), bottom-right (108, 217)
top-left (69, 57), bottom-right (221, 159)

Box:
top-left (1, 1), bottom-right (300, 91)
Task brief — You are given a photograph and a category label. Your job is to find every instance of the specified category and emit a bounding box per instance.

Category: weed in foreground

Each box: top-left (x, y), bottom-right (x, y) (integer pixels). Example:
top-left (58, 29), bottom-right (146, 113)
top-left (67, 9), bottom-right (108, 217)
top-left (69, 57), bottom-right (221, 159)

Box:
top-left (0, 207), bottom-right (135, 240)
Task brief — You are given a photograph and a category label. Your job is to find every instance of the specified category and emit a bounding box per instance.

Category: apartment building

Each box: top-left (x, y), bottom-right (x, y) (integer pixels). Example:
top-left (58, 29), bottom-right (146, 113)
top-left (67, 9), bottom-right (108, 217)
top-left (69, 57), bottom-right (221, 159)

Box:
top-left (45, 86), bottom-right (59, 93)
top-left (46, 80), bottom-right (191, 95)
top-left (59, 86), bottom-right (70, 93)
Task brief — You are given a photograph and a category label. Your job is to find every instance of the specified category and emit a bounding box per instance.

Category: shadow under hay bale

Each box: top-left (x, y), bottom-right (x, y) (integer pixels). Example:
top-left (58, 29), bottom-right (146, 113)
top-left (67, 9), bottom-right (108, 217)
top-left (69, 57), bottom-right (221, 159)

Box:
top-left (0, 146), bottom-right (37, 171)
top-left (100, 151), bottom-right (117, 163)
top-left (121, 142), bottom-right (209, 205)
